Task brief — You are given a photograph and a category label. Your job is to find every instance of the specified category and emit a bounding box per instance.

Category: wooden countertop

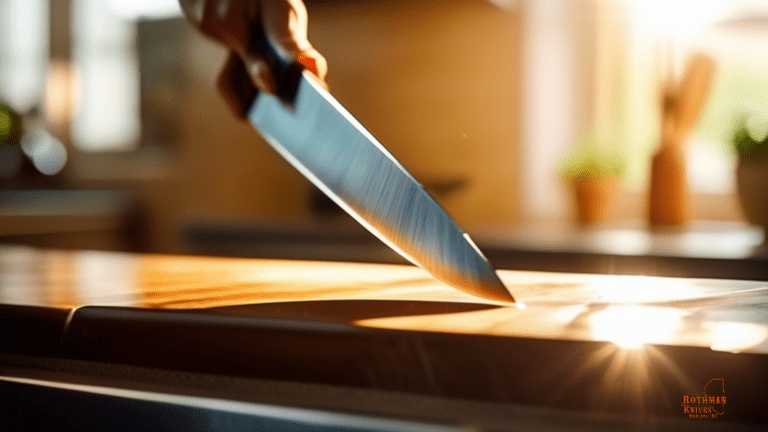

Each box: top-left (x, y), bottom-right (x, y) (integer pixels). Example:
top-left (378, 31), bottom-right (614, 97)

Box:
top-left (2, 245), bottom-right (767, 353)
top-left (2, 246), bottom-right (767, 422)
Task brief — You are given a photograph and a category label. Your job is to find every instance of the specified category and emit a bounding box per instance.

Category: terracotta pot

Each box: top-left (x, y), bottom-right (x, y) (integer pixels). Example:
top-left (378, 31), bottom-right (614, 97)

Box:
top-left (736, 157), bottom-right (768, 231)
top-left (572, 177), bottom-right (618, 225)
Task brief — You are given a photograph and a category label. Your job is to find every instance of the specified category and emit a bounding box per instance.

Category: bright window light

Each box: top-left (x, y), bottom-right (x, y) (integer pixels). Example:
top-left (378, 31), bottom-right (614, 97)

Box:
top-left (0, 0), bottom-right (48, 113)
top-left (72, 0), bottom-right (141, 152)
top-left (629, 0), bottom-right (729, 39)
top-left (106, 0), bottom-right (182, 21)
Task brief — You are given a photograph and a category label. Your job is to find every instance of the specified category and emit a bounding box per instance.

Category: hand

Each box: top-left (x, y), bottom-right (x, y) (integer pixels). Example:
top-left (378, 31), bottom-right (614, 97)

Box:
top-left (179, 0), bottom-right (327, 118)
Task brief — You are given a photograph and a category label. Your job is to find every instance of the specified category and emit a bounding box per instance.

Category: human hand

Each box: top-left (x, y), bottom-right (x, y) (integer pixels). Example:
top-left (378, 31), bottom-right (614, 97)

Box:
top-left (179, 0), bottom-right (327, 118)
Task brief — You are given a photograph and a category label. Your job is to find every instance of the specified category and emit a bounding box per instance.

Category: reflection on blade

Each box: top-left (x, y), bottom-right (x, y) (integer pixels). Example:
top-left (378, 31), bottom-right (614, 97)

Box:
top-left (247, 72), bottom-right (513, 302)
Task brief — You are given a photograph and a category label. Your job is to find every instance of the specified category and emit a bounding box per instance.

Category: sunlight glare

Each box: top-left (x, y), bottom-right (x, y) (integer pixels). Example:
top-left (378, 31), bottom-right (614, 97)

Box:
top-left (705, 321), bottom-right (768, 353)
top-left (590, 305), bottom-right (686, 349)
top-left (591, 275), bottom-right (702, 304)
top-left (631, 0), bottom-right (728, 39)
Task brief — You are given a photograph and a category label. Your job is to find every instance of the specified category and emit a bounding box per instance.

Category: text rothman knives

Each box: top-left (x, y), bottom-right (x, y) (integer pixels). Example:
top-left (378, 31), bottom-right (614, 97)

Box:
top-left (182, 1), bottom-right (515, 303)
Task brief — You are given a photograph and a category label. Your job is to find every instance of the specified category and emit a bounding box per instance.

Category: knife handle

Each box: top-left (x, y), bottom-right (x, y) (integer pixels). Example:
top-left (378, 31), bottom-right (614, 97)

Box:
top-left (249, 24), bottom-right (304, 105)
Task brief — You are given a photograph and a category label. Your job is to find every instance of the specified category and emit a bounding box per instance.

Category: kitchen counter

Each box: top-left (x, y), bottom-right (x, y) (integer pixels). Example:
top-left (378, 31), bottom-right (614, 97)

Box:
top-left (1, 246), bottom-right (766, 430)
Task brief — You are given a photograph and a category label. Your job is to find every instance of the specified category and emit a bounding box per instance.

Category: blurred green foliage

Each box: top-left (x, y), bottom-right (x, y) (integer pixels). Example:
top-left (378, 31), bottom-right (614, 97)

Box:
top-left (0, 103), bottom-right (20, 145)
top-left (733, 115), bottom-right (768, 160)
top-left (559, 135), bottom-right (625, 179)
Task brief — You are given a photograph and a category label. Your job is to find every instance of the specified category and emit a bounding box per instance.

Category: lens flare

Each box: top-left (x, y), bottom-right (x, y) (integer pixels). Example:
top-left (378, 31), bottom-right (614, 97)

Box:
top-left (590, 305), bottom-right (686, 348)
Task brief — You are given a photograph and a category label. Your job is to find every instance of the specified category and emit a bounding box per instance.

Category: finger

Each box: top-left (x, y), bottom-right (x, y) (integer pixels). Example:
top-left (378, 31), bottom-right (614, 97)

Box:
top-left (183, 0), bottom-right (251, 55)
top-left (260, 0), bottom-right (326, 85)
top-left (185, 0), bottom-right (325, 94)
top-left (217, 51), bottom-right (257, 119)
top-left (261, 0), bottom-right (311, 55)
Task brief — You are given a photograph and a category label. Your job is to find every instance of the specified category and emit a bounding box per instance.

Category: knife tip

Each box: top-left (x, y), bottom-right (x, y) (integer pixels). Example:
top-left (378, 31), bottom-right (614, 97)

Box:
top-left (476, 276), bottom-right (516, 304)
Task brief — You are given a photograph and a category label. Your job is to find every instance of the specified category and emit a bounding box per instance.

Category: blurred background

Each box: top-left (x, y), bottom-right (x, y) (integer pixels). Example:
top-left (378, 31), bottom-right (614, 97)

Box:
top-left (2, 0), bottom-right (768, 266)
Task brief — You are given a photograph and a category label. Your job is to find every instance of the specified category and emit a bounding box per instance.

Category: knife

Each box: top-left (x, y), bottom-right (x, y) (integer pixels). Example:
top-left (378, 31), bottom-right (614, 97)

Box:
top-left (245, 27), bottom-right (514, 303)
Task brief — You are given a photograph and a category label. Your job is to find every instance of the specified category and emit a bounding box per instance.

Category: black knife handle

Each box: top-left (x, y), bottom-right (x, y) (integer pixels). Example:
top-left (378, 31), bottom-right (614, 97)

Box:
top-left (249, 24), bottom-right (304, 105)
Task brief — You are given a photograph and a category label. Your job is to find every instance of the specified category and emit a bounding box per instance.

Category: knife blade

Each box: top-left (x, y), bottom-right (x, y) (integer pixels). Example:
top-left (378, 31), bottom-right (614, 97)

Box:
top-left (245, 29), bottom-right (514, 303)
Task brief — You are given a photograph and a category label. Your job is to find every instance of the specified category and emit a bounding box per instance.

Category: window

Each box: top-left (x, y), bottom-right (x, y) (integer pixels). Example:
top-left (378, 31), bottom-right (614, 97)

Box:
top-left (0, 0), bottom-right (48, 114)
top-left (521, 0), bottom-right (768, 222)
top-left (71, 0), bottom-right (182, 152)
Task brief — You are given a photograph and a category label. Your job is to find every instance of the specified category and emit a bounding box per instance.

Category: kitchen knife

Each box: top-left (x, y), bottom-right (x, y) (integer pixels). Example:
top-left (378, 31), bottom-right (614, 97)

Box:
top-left (246, 27), bottom-right (514, 303)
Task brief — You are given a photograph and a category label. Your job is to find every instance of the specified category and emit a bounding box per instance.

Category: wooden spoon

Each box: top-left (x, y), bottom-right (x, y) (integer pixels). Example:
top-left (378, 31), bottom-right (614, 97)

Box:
top-left (649, 53), bottom-right (715, 226)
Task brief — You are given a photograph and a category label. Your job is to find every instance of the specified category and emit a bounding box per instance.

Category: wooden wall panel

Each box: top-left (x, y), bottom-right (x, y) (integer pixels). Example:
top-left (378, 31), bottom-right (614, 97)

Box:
top-left (307, 0), bottom-right (523, 224)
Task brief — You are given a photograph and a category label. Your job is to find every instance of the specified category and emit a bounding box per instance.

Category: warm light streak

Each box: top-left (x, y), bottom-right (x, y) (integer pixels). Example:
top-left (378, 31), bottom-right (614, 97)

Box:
top-left (44, 61), bottom-right (80, 131)
top-left (486, 0), bottom-right (518, 11)
top-left (705, 321), bottom-right (768, 353)
top-left (590, 305), bottom-right (686, 348)
top-left (630, 0), bottom-right (729, 39)
top-left (137, 256), bottom-right (479, 309)
top-left (590, 275), bottom-right (702, 304)
top-left (105, 0), bottom-right (181, 20)
top-left (74, 251), bottom-right (140, 306)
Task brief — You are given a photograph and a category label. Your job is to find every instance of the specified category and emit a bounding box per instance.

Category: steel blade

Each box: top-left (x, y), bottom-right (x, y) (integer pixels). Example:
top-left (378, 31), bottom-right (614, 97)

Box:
top-left (247, 72), bottom-right (514, 303)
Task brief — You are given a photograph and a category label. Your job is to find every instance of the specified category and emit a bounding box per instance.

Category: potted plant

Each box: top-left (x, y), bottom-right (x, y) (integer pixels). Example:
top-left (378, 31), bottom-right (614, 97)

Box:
top-left (560, 136), bottom-right (625, 225)
top-left (733, 115), bottom-right (768, 231)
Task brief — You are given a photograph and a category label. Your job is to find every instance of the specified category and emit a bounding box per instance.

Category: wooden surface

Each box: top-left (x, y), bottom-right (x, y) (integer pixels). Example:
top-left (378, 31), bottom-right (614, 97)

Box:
top-left (2, 246), bottom-right (768, 424)
top-left (2, 245), bottom-right (767, 354)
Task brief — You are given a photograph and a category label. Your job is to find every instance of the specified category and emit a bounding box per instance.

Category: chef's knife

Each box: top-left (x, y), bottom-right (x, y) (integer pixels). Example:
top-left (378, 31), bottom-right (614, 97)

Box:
top-left (246, 27), bottom-right (514, 303)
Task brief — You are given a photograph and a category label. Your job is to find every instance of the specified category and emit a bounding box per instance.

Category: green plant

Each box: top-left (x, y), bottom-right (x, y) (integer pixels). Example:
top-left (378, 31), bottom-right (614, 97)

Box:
top-left (733, 115), bottom-right (768, 160)
top-left (559, 136), bottom-right (625, 180)
top-left (0, 103), bottom-right (20, 146)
